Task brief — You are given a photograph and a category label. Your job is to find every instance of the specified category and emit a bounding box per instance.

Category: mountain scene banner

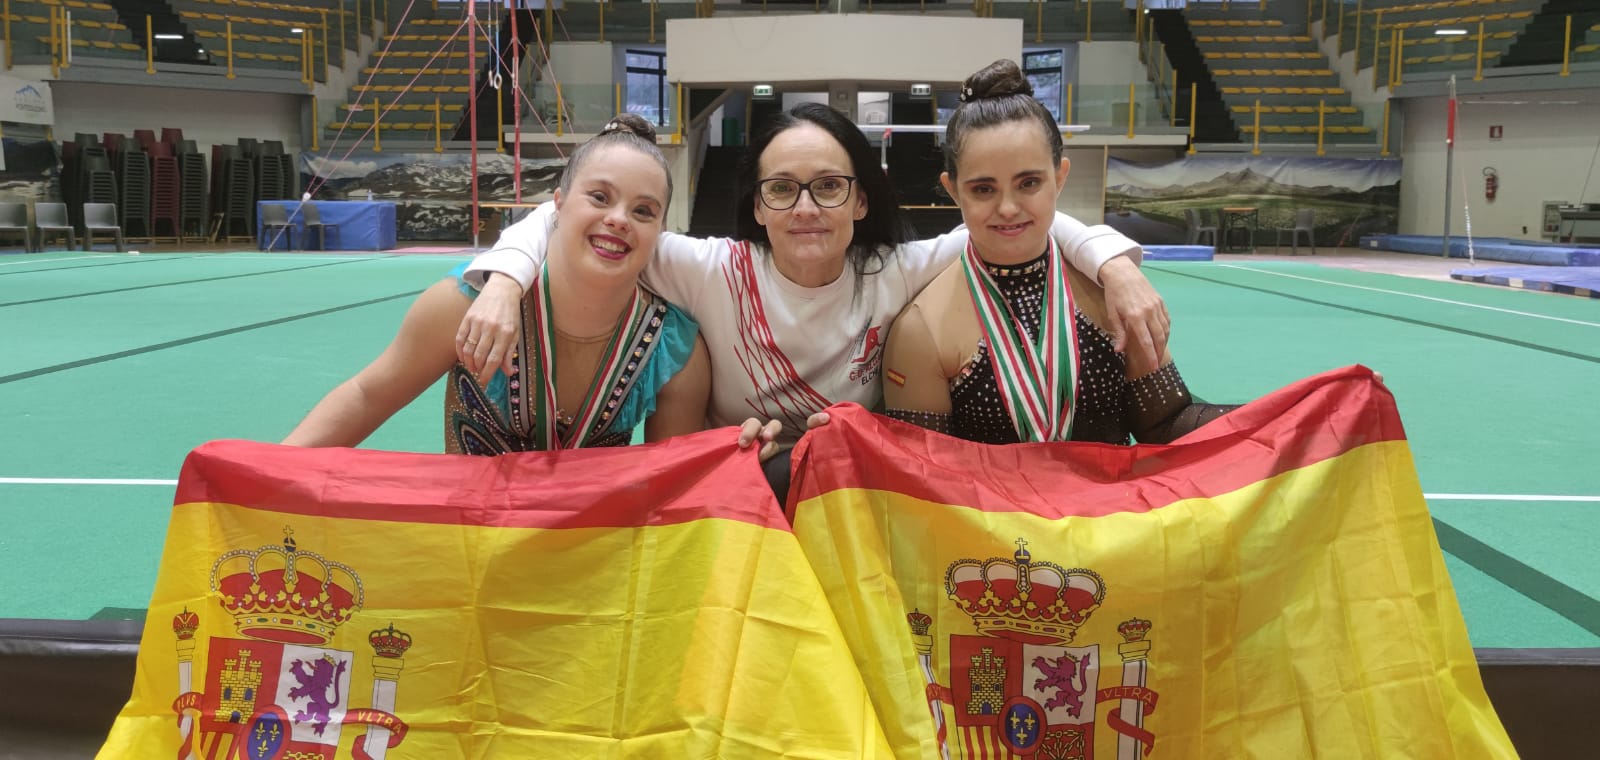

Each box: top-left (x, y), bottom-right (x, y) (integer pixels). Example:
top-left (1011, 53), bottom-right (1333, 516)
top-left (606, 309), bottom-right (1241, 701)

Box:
top-left (97, 435), bottom-right (891, 759)
top-left (1103, 155), bottom-right (1400, 248)
top-left (297, 151), bottom-right (565, 240)
top-left (787, 367), bottom-right (1515, 760)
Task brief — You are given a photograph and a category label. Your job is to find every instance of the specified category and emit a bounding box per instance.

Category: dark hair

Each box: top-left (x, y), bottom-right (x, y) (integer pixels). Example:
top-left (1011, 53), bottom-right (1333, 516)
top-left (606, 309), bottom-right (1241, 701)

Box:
top-left (735, 102), bottom-right (913, 278)
top-left (944, 59), bottom-right (1064, 178)
top-left (560, 113), bottom-right (673, 209)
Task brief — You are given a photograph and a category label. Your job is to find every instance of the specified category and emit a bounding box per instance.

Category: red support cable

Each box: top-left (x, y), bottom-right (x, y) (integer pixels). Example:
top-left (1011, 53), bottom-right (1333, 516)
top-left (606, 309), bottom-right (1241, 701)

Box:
top-left (468, 0), bottom-right (479, 249)
top-left (510, 1), bottom-right (522, 202)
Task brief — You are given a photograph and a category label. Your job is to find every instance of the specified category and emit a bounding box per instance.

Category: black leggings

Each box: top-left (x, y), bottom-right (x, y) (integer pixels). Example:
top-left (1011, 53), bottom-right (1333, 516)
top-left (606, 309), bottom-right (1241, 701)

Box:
top-left (762, 448), bottom-right (793, 507)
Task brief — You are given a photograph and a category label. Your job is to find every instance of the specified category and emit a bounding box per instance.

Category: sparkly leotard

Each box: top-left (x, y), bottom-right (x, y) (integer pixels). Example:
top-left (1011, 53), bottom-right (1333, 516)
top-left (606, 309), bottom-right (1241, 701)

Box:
top-left (891, 252), bottom-right (1235, 445)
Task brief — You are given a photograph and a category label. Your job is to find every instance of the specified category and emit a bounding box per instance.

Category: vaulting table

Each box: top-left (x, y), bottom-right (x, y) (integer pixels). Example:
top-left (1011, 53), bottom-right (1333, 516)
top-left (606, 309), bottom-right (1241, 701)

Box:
top-left (256, 200), bottom-right (398, 251)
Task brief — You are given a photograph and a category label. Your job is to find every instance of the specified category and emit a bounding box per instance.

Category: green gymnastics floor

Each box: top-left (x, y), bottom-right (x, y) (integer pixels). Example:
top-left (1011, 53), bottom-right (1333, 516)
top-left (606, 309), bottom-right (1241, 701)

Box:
top-left (1, 251), bottom-right (1596, 649)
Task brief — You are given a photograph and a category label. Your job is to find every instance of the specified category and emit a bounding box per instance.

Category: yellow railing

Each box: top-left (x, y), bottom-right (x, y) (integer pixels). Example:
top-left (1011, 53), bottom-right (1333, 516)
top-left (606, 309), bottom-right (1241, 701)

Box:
top-left (1475, 20), bottom-right (1484, 81)
top-left (1562, 15), bottom-right (1571, 76)
top-left (1372, 10), bottom-right (1384, 89)
top-left (1381, 100), bottom-right (1391, 156)
top-left (435, 96), bottom-right (443, 153)
top-left (1251, 99), bottom-right (1261, 156)
top-left (1316, 100), bottom-right (1325, 156)
top-left (1187, 82), bottom-right (1196, 155)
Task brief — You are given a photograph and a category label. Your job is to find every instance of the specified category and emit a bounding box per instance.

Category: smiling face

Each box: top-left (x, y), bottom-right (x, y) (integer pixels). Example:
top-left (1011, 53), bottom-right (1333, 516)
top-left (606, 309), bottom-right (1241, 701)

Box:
top-left (752, 123), bottom-right (868, 287)
top-left (550, 143), bottom-right (669, 284)
top-left (940, 120), bottom-right (1070, 266)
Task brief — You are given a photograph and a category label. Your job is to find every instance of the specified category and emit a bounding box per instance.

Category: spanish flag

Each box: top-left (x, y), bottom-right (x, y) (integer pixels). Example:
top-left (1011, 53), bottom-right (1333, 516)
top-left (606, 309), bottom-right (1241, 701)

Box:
top-left (98, 435), bottom-right (892, 758)
top-left (787, 367), bottom-right (1516, 759)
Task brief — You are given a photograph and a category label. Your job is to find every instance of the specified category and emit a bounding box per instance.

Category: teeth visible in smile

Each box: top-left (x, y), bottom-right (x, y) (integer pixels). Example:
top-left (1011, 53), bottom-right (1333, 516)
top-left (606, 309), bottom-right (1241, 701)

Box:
top-left (592, 237), bottom-right (627, 253)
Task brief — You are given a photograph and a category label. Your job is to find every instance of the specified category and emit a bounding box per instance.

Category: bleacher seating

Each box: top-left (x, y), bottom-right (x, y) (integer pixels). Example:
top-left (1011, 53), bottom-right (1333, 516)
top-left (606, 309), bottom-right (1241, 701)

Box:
top-left (5, 0), bottom-right (354, 78)
top-left (1184, 5), bottom-right (1371, 146)
top-left (325, 17), bottom-right (472, 143)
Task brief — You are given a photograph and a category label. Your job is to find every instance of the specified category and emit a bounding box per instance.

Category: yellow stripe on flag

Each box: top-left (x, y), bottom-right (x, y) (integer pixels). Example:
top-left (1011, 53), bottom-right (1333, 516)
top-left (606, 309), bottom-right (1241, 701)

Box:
top-left (788, 368), bottom-right (1515, 759)
top-left (98, 436), bottom-right (893, 758)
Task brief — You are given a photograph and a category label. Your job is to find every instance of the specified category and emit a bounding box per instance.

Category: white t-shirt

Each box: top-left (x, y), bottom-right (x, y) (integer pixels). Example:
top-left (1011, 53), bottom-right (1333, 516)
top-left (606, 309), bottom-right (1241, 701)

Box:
top-left (464, 203), bottom-right (1142, 444)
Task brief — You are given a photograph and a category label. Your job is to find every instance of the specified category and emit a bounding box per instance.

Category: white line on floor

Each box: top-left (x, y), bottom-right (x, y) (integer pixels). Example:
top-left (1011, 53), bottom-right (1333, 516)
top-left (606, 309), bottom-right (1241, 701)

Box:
top-left (0, 477), bottom-right (178, 486)
top-left (1215, 264), bottom-right (1600, 328)
top-left (0, 255), bottom-right (115, 267)
top-left (1423, 493), bottom-right (1600, 502)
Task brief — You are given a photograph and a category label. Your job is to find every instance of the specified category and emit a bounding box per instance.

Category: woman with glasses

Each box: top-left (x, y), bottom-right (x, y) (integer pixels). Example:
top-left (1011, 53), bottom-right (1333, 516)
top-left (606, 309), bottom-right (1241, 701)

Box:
top-left (282, 115), bottom-right (712, 453)
top-left (883, 60), bottom-right (1237, 446)
top-left (453, 102), bottom-right (1169, 480)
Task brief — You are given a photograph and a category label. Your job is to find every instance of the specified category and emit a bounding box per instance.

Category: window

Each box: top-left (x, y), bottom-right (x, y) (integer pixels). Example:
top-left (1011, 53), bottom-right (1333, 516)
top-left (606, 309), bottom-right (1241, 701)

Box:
top-left (626, 50), bottom-right (668, 127)
top-left (1024, 50), bottom-right (1064, 122)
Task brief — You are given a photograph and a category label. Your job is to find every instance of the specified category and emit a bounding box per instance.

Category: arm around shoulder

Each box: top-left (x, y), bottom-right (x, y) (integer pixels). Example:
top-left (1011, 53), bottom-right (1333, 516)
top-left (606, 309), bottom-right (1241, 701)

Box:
top-left (1051, 212), bottom-right (1143, 285)
top-left (461, 202), bottom-right (555, 290)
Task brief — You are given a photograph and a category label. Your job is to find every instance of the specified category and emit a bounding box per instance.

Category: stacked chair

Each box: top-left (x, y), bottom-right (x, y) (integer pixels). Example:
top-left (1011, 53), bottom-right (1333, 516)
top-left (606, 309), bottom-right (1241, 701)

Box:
top-left (261, 141), bottom-right (296, 201)
top-left (111, 137), bottom-right (153, 239)
top-left (62, 133), bottom-right (119, 233)
top-left (176, 139), bottom-right (210, 240)
top-left (147, 142), bottom-right (183, 240)
top-left (254, 141), bottom-right (284, 210)
top-left (211, 144), bottom-right (256, 241)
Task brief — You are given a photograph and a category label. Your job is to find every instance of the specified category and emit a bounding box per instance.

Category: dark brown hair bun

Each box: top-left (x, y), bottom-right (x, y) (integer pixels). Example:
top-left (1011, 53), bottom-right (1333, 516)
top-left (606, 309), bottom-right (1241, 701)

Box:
top-left (600, 112), bottom-right (657, 142)
top-left (960, 59), bottom-right (1034, 103)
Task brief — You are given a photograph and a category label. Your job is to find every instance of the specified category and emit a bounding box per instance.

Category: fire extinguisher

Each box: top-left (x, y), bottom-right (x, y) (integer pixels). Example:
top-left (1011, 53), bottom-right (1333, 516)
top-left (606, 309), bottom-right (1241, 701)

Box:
top-left (1484, 167), bottom-right (1499, 203)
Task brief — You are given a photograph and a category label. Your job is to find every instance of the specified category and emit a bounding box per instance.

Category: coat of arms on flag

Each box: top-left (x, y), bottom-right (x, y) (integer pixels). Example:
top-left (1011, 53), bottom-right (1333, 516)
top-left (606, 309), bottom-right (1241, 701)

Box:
top-left (170, 529), bottom-right (408, 760)
top-left (913, 540), bottom-right (1157, 760)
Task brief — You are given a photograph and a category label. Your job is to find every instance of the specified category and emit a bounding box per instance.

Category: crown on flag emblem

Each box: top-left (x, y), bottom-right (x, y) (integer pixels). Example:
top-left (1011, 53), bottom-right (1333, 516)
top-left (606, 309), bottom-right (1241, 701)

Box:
top-left (210, 528), bottom-right (365, 645)
top-left (906, 609), bottom-right (934, 637)
top-left (944, 538), bottom-right (1106, 645)
top-left (369, 623), bottom-right (414, 659)
top-left (172, 608), bottom-right (201, 641)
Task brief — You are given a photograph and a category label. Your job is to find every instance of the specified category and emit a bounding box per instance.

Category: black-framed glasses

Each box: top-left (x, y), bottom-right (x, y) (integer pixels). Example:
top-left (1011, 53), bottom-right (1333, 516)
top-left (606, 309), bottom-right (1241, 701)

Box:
top-left (756, 175), bottom-right (857, 210)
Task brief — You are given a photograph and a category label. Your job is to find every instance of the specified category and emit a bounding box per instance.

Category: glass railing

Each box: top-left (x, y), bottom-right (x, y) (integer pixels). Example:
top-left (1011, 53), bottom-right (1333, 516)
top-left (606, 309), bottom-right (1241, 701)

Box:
top-left (1071, 83), bottom-right (1169, 133)
top-left (530, 81), bottom-right (682, 137)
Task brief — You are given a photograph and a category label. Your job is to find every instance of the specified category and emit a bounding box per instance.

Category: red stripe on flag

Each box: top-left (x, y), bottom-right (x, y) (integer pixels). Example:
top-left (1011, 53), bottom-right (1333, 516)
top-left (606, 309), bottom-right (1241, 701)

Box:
top-left (789, 366), bottom-right (1405, 518)
top-left (174, 426), bottom-right (787, 530)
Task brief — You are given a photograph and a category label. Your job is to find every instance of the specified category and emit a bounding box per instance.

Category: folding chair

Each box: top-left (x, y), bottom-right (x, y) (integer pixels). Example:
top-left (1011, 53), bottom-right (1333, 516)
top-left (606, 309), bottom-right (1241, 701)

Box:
top-left (1275, 208), bottom-right (1317, 255)
top-left (34, 202), bottom-right (78, 250)
top-left (302, 203), bottom-right (341, 250)
top-left (260, 203), bottom-right (296, 250)
top-left (0, 202), bottom-right (32, 251)
top-left (82, 202), bottom-right (126, 251)
top-left (1184, 207), bottom-right (1218, 247)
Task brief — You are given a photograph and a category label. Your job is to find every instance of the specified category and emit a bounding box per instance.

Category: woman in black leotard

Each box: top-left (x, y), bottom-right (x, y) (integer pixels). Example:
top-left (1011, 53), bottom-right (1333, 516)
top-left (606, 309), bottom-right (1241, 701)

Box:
top-left (882, 59), bottom-right (1235, 445)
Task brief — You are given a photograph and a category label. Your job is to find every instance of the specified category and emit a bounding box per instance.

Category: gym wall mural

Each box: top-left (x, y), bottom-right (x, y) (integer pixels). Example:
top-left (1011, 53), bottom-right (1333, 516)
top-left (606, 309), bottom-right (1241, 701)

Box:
top-left (1104, 155), bottom-right (1401, 248)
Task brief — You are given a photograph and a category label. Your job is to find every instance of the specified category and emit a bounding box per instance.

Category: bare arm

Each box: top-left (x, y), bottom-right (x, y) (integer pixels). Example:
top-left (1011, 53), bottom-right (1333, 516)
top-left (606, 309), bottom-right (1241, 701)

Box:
top-left (283, 280), bottom-right (469, 448)
top-left (644, 335), bottom-right (712, 443)
top-left (881, 303), bottom-right (955, 434)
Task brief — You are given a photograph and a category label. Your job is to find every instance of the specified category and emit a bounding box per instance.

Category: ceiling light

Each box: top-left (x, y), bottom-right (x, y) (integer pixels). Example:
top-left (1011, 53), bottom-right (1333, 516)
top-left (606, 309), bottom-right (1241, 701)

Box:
top-left (154, 33), bottom-right (183, 40)
top-left (291, 28), bottom-right (305, 34)
top-left (1435, 29), bottom-right (1468, 36)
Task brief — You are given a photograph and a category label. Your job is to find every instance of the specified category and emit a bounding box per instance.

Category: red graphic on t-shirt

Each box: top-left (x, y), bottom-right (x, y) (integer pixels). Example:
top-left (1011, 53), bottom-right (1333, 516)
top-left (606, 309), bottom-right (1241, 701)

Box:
top-left (724, 242), bottom-right (832, 431)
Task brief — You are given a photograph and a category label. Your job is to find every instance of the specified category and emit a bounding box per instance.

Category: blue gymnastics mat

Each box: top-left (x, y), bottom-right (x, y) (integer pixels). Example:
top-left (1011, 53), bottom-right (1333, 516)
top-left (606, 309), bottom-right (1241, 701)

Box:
top-left (1450, 266), bottom-right (1600, 298)
top-left (1360, 234), bottom-right (1600, 266)
top-left (1144, 245), bottom-right (1214, 261)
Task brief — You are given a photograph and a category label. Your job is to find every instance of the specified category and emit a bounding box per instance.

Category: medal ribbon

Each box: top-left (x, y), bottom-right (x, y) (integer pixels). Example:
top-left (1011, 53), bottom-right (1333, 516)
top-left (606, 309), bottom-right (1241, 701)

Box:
top-left (960, 238), bottom-right (1079, 442)
top-left (527, 264), bottom-right (647, 449)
